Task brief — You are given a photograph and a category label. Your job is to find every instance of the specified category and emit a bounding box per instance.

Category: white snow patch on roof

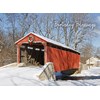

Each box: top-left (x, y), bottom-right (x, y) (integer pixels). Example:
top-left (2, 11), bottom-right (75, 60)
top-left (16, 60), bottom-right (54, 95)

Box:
top-left (15, 32), bottom-right (79, 53)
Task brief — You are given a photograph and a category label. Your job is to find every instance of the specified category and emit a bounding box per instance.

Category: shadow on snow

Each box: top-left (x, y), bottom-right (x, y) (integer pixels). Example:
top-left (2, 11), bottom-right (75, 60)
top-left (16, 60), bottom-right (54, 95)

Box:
top-left (56, 75), bottom-right (100, 80)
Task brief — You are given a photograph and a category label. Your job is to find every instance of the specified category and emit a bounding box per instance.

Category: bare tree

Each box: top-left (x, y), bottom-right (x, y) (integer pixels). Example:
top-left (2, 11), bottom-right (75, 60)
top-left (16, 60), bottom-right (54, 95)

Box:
top-left (80, 42), bottom-right (95, 63)
top-left (17, 13), bottom-right (37, 37)
top-left (95, 47), bottom-right (100, 58)
top-left (31, 13), bottom-right (65, 43)
top-left (5, 13), bottom-right (19, 42)
top-left (55, 13), bottom-right (96, 50)
top-left (29, 13), bottom-right (96, 50)
top-left (32, 14), bottom-right (56, 39)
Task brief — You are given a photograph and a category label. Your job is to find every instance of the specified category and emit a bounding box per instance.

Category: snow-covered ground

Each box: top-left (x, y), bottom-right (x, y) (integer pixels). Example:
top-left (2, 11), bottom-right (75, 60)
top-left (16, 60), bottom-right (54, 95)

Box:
top-left (0, 65), bottom-right (100, 86)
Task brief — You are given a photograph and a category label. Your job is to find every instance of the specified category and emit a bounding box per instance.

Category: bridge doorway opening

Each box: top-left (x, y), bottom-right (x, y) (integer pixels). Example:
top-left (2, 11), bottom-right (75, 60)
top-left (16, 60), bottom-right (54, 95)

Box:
top-left (20, 43), bottom-right (44, 66)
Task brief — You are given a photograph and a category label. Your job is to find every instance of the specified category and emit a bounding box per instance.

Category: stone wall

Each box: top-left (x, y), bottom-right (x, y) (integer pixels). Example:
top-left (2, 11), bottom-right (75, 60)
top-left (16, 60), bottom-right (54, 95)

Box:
top-left (38, 62), bottom-right (56, 81)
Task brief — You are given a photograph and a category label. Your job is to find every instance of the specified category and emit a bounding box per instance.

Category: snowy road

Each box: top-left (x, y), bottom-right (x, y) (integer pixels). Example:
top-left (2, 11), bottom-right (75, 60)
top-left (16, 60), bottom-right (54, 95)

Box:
top-left (0, 66), bottom-right (100, 86)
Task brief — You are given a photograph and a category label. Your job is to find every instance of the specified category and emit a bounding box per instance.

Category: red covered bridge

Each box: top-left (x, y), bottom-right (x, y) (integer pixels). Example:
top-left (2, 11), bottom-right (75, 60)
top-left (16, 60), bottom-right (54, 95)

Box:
top-left (15, 32), bottom-right (80, 74)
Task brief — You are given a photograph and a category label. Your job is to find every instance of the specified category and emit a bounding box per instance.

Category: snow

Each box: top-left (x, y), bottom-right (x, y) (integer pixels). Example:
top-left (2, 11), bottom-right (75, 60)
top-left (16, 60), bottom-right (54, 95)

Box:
top-left (15, 32), bottom-right (79, 53)
top-left (0, 65), bottom-right (100, 86)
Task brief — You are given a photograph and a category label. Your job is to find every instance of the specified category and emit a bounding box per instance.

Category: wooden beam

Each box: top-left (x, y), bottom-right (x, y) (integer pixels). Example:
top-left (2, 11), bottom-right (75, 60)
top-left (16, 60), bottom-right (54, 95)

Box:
top-left (17, 45), bottom-right (20, 63)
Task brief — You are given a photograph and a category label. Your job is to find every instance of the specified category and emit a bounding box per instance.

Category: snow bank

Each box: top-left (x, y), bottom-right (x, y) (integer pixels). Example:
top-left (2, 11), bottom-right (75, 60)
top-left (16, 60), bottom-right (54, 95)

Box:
top-left (0, 65), bottom-right (100, 86)
top-left (1, 63), bottom-right (17, 68)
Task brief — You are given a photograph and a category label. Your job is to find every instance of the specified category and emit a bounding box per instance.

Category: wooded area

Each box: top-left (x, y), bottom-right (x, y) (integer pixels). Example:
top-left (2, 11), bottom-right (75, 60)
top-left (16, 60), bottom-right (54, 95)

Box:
top-left (0, 13), bottom-right (99, 66)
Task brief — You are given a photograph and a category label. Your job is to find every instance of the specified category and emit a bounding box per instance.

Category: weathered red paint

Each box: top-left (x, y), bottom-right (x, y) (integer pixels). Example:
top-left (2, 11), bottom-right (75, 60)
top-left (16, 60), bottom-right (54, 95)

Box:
top-left (15, 33), bottom-right (80, 72)
top-left (47, 46), bottom-right (80, 72)
top-left (44, 44), bottom-right (48, 64)
top-left (16, 33), bottom-right (46, 46)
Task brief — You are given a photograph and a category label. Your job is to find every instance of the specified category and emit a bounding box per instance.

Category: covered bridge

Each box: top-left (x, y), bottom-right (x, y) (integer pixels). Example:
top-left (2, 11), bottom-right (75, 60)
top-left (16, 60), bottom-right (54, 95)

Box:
top-left (15, 32), bottom-right (80, 73)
